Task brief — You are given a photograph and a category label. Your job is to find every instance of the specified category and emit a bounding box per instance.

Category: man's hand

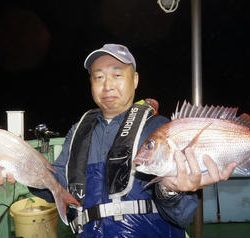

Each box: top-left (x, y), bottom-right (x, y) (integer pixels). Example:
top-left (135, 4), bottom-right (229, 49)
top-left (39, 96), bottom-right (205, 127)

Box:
top-left (159, 147), bottom-right (237, 192)
top-left (0, 167), bottom-right (16, 185)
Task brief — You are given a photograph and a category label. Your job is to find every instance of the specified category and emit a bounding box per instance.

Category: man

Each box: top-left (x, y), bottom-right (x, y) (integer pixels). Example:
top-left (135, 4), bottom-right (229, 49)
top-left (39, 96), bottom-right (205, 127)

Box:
top-left (0, 44), bottom-right (236, 238)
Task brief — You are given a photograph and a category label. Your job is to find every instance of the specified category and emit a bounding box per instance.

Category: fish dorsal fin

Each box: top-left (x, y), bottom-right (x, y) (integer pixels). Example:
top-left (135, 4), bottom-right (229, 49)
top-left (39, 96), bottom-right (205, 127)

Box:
top-left (172, 100), bottom-right (239, 120)
top-left (234, 113), bottom-right (250, 128)
top-left (171, 100), bottom-right (250, 128)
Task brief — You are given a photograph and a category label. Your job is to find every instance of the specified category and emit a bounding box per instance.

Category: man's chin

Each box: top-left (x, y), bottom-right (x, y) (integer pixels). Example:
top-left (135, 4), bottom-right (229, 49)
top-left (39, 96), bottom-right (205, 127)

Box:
top-left (102, 104), bottom-right (123, 115)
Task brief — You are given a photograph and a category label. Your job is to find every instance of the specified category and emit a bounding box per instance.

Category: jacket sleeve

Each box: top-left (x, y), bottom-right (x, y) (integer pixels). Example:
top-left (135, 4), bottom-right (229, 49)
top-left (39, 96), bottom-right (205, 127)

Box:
top-left (154, 186), bottom-right (198, 228)
top-left (28, 124), bottom-right (76, 202)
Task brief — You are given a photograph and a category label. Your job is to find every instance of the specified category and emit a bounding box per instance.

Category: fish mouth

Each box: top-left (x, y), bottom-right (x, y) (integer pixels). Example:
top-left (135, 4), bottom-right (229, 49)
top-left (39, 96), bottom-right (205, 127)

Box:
top-left (135, 162), bottom-right (166, 177)
top-left (134, 157), bottom-right (159, 168)
top-left (133, 156), bottom-right (148, 165)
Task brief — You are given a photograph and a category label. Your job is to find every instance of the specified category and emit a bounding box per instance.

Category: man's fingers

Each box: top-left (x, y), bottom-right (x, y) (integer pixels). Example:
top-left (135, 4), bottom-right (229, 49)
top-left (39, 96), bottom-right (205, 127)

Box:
top-left (6, 173), bottom-right (16, 183)
top-left (220, 162), bottom-right (238, 180)
top-left (203, 154), bottom-right (220, 182)
top-left (184, 147), bottom-right (201, 175)
top-left (160, 177), bottom-right (178, 191)
top-left (0, 168), bottom-right (16, 185)
top-left (174, 150), bottom-right (187, 176)
top-left (163, 148), bottom-right (236, 192)
top-left (173, 148), bottom-right (202, 192)
top-left (201, 156), bottom-right (237, 187)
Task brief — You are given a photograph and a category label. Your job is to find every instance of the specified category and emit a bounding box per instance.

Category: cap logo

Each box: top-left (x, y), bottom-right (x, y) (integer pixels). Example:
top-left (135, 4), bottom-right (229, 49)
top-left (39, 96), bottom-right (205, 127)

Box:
top-left (117, 50), bottom-right (126, 56)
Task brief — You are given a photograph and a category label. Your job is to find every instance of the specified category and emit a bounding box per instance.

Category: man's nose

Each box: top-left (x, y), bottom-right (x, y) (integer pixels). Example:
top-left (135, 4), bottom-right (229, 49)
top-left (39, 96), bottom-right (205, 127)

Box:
top-left (103, 77), bottom-right (114, 90)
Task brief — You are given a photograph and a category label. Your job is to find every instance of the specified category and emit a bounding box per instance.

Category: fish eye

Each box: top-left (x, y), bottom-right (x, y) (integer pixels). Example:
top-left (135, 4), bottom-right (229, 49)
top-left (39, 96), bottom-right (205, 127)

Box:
top-left (145, 139), bottom-right (155, 150)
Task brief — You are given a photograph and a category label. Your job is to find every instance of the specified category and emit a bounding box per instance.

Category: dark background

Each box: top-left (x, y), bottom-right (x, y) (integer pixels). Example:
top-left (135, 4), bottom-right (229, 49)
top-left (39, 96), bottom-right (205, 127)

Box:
top-left (0, 0), bottom-right (249, 139)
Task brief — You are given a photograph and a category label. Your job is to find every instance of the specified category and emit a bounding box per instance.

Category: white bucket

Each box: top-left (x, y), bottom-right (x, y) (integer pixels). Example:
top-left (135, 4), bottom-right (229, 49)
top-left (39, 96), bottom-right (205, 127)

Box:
top-left (10, 196), bottom-right (58, 238)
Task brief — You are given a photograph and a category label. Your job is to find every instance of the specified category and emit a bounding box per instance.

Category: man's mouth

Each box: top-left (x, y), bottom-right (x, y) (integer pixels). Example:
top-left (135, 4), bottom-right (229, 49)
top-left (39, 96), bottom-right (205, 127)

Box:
top-left (102, 96), bottom-right (117, 102)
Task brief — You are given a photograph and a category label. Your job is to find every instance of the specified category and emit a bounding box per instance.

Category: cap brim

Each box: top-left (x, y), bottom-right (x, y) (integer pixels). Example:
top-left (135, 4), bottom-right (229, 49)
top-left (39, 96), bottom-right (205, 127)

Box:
top-left (84, 49), bottom-right (132, 71)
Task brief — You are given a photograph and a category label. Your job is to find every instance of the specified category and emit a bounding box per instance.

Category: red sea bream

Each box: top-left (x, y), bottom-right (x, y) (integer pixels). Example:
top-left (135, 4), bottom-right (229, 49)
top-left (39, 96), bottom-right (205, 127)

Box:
top-left (134, 101), bottom-right (250, 177)
top-left (0, 129), bottom-right (79, 225)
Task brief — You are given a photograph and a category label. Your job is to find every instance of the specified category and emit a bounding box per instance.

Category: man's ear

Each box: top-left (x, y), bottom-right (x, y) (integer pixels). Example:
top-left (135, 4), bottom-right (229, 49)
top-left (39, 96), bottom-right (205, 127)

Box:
top-left (134, 72), bottom-right (139, 89)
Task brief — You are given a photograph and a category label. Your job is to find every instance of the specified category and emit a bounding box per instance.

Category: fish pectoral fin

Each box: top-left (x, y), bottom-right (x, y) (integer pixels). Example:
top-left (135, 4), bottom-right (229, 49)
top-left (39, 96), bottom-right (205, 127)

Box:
top-left (183, 122), bottom-right (213, 152)
top-left (144, 176), bottom-right (164, 189)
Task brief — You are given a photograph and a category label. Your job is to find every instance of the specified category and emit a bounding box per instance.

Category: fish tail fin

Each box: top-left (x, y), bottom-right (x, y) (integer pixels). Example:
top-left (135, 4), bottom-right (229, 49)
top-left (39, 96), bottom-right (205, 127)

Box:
top-left (145, 98), bottom-right (159, 115)
top-left (52, 186), bottom-right (80, 226)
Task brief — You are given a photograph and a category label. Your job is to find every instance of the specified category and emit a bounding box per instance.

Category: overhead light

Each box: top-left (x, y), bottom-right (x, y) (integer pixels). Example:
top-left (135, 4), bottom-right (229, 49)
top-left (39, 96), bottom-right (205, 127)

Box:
top-left (157, 0), bottom-right (180, 13)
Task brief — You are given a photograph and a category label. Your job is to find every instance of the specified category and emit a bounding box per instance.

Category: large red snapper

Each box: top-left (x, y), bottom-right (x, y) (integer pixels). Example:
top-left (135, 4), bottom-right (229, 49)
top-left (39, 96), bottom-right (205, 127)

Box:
top-left (0, 129), bottom-right (80, 225)
top-left (134, 101), bottom-right (250, 177)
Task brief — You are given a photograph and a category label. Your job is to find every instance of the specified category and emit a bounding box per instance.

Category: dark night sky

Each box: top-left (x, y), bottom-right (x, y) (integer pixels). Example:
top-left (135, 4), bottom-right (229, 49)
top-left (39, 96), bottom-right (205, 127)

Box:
top-left (0, 0), bottom-right (249, 139)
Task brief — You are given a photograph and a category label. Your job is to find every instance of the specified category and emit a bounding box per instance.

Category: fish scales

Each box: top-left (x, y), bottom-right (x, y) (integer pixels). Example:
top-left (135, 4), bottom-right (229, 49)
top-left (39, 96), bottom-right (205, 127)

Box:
top-left (167, 118), bottom-right (250, 169)
top-left (134, 102), bottom-right (250, 177)
top-left (0, 129), bottom-right (79, 225)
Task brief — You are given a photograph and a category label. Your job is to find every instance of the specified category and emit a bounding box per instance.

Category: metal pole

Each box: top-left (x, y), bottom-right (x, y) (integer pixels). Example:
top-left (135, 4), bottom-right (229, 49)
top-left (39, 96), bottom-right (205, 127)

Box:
top-left (191, 0), bottom-right (202, 106)
top-left (191, 0), bottom-right (203, 238)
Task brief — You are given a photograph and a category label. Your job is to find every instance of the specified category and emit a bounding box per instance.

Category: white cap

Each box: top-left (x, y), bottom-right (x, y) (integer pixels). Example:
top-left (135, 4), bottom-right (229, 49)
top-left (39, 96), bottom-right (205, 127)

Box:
top-left (84, 43), bottom-right (136, 72)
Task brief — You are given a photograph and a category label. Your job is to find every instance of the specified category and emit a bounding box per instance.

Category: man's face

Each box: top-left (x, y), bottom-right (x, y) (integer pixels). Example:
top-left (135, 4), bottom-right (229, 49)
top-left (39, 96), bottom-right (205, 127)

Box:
top-left (90, 54), bottom-right (138, 119)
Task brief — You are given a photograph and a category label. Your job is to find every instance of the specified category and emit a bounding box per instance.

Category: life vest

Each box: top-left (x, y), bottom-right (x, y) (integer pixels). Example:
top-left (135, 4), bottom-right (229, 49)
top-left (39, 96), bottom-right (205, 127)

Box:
top-left (66, 100), bottom-right (156, 202)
